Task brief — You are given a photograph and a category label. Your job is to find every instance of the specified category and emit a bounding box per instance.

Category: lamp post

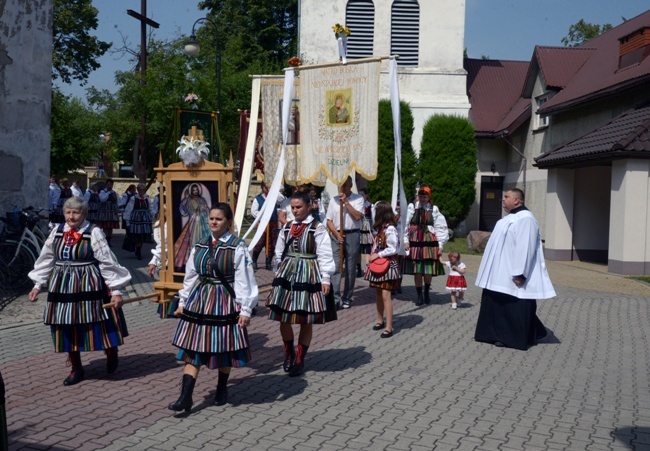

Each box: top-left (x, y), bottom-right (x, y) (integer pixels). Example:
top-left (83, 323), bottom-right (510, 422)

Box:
top-left (184, 17), bottom-right (221, 160)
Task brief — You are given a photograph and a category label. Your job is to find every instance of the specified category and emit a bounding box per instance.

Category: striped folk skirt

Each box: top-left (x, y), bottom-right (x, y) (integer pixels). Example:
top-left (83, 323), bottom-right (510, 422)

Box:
top-left (267, 253), bottom-right (337, 324)
top-left (96, 201), bottom-right (120, 229)
top-left (129, 210), bottom-right (153, 244)
top-left (172, 277), bottom-right (251, 369)
top-left (364, 256), bottom-right (402, 290)
top-left (359, 217), bottom-right (374, 254)
top-left (45, 261), bottom-right (128, 352)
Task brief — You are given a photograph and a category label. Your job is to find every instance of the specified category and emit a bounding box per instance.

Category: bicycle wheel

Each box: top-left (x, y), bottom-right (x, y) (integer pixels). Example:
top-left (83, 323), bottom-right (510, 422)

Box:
top-left (0, 242), bottom-right (36, 291)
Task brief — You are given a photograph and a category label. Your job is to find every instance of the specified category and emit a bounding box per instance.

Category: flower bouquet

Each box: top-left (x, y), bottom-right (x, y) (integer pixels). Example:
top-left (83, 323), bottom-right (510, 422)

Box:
top-left (184, 93), bottom-right (199, 110)
top-left (287, 56), bottom-right (302, 68)
top-left (176, 135), bottom-right (210, 166)
top-left (332, 23), bottom-right (351, 64)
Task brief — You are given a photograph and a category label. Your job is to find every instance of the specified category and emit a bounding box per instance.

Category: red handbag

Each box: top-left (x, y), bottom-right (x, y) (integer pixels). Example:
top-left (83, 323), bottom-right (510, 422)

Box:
top-left (369, 257), bottom-right (390, 275)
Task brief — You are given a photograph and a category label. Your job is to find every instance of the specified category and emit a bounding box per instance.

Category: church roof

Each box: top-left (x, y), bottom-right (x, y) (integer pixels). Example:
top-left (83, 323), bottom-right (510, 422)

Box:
top-left (464, 58), bottom-right (530, 137)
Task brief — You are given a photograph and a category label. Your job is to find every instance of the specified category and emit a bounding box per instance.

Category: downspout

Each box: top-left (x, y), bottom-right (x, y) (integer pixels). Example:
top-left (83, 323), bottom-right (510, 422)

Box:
top-left (297, 0), bottom-right (301, 57)
top-left (499, 132), bottom-right (527, 193)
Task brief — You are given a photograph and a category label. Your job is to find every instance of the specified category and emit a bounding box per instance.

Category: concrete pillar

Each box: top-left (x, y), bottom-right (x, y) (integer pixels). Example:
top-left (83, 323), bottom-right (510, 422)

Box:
top-left (543, 168), bottom-right (574, 261)
top-left (609, 159), bottom-right (650, 275)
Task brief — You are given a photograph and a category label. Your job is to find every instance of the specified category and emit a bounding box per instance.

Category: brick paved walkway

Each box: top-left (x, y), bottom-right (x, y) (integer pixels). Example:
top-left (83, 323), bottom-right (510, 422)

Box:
top-left (2, 229), bottom-right (650, 450)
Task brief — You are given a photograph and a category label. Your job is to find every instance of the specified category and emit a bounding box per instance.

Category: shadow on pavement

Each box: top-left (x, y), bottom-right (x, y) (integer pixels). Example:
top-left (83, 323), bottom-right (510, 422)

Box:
top-left (613, 426), bottom-right (650, 449)
top-left (81, 352), bottom-right (179, 381)
top-left (538, 327), bottom-right (561, 345)
top-left (306, 346), bottom-right (371, 372)
top-left (226, 373), bottom-right (309, 405)
top-left (392, 314), bottom-right (424, 331)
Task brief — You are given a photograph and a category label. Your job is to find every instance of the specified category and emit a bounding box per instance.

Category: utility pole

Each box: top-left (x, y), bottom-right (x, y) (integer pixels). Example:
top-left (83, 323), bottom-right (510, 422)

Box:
top-left (127, 1), bottom-right (159, 181)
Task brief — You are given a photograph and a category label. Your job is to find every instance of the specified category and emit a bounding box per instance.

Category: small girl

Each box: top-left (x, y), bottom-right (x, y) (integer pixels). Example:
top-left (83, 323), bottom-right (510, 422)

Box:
top-left (364, 201), bottom-right (401, 338)
top-left (443, 251), bottom-right (467, 309)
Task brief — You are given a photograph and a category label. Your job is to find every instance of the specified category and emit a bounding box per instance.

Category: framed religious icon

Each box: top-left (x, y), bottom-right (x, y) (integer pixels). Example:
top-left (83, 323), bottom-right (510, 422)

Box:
top-left (153, 159), bottom-right (235, 306)
top-left (170, 180), bottom-right (219, 272)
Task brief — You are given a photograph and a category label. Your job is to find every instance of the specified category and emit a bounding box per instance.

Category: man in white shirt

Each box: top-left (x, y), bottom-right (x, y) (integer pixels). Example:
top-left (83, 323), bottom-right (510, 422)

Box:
top-left (70, 180), bottom-right (83, 197)
top-left (48, 176), bottom-right (61, 226)
top-left (326, 176), bottom-right (365, 309)
top-left (250, 183), bottom-right (284, 270)
top-left (474, 188), bottom-right (556, 350)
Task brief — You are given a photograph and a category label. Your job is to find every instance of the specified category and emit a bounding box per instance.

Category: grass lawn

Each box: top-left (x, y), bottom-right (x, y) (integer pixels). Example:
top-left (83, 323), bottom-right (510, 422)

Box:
top-left (443, 236), bottom-right (483, 256)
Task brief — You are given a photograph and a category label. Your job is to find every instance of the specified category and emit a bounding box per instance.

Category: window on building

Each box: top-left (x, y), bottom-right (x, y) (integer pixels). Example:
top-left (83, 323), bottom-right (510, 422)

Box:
top-left (391, 0), bottom-right (420, 67)
top-left (346, 0), bottom-right (375, 60)
top-left (535, 95), bottom-right (550, 129)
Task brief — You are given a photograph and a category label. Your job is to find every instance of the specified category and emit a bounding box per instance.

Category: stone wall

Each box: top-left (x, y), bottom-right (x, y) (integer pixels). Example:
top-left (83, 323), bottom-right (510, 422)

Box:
top-left (0, 1), bottom-right (52, 215)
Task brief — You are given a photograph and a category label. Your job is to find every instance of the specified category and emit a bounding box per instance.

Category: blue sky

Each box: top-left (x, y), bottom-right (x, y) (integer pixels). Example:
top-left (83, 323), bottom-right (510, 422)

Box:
top-left (59, 0), bottom-right (650, 99)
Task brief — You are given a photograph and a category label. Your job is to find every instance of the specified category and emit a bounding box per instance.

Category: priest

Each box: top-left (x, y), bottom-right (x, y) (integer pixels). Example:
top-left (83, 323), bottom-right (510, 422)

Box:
top-left (474, 188), bottom-right (555, 350)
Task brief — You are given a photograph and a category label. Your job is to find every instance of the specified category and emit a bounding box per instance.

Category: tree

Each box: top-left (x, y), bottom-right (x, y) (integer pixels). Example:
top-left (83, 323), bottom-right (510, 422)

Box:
top-left (52, 0), bottom-right (111, 84)
top-left (366, 100), bottom-right (418, 206)
top-left (418, 115), bottom-right (477, 230)
top-left (561, 19), bottom-right (614, 47)
top-left (50, 89), bottom-right (104, 176)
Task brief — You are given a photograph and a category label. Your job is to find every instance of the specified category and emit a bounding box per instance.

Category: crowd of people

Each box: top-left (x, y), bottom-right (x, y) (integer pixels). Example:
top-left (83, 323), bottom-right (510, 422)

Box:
top-left (30, 177), bottom-right (554, 415)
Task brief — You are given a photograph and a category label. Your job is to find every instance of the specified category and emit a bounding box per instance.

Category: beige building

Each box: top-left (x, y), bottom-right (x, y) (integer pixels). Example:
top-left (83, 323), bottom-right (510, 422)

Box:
top-left (465, 10), bottom-right (650, 275)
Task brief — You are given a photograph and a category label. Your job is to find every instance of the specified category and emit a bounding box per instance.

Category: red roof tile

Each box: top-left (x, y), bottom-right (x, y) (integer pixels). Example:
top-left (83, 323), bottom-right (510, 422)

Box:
top-left (465, 58), bottom-right (530, 136)
top-left (522, 46), bottom-right (595, 95)
top-left (534, 102), bottom-right (650, 168)
top-left (539, 10), bottom-right (650, 114)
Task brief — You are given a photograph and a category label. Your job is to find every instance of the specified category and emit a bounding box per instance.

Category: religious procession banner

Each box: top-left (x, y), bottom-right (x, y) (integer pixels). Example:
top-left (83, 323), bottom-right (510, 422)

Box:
top-left (261, 77), bottom-right (306, 185)
top-left (299, 59), bottom-right (381, 185)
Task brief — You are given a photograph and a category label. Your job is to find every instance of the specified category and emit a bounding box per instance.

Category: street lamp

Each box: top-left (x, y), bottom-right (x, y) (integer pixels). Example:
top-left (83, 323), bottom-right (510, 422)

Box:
top-left (184, 17), bottom-right (222, 159)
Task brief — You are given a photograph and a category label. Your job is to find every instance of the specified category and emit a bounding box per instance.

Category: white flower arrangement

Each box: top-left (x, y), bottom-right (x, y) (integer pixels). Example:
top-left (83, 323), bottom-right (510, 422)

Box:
top-left (176, 135), bottom-right (210, 166)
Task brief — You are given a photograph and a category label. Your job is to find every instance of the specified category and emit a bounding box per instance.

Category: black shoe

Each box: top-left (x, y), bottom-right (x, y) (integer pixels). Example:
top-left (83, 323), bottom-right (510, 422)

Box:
top-left (423, 291), bottom-right (430, 305)
top-left (265, 257), bottom-right (272, 270)
top-left (494, 341), bottom-right (505, 348)
top-left (63, 368), bottom-right (85, 386)
top-left (252, 261), bottom-right (259, 271)
top-left (380, 330), bottom-right (394, 339)
top-left (168, 374), bottom-right (196, 412)
top-left (135, 248), bottom-right (142, 260)
top-left (289, 361), bottom-right (304, 377)
top-left (372, 322), bottom-right (385, 331)
top-left (415, 293), bottom-right (423, 306)
top-left (214, 386), bottom-right (228, 406)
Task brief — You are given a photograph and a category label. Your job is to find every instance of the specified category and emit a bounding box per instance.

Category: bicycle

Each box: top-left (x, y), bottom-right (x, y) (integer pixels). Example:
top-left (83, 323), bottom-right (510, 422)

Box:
top-left (0, 207), bottom-right (45, 292)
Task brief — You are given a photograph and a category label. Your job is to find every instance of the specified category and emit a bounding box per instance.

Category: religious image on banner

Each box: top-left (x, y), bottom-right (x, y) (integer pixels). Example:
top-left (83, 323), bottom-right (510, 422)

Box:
top-left (327, 89), bottom-right (352, 126)
top-left (299, 60), bottom-right (380, 185)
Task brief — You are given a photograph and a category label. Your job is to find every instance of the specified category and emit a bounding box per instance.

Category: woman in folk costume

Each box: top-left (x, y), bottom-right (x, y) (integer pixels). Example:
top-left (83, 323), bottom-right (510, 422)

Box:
top-left (123, 183), bottom-right (155, 260)
top-left (97, 179), bottom-right (120, 246)
top-left (28, 196), bottom-right (131, 386)
top-left (51, 178), bottom-right (72, 224)
top-left (267, 191), bottom-right (336, 377)
top-left (358, 187), bottom-right (374, 275)
top-left (173, 183), bottom-right (210, 270)
top-left (83, 182), bottom-right (102, 224)
top-left (402, 186), bottom-right (449, 306)
top-left (169, 203), bottom-right (258, 412)
top-left (364, 201), bottom-right (402, 338)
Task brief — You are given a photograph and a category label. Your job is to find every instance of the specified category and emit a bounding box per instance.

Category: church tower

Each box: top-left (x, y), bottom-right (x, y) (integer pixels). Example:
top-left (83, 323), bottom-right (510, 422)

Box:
top-left (299, 0), bottom-right (470, 152)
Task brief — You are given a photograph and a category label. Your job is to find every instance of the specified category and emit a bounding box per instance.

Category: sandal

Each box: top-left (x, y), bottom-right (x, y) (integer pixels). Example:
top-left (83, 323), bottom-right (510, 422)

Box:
top-left (380, 330), bottom-right (393, 338)
top-left (372, 322), bottom-right (385, 331)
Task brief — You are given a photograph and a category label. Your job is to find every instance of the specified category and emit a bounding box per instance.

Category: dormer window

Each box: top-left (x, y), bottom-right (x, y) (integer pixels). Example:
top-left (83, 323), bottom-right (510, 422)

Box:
top-left (535, 94), bottom-right (550, 130)
top-left (619, 27), bottom-right (650, 69)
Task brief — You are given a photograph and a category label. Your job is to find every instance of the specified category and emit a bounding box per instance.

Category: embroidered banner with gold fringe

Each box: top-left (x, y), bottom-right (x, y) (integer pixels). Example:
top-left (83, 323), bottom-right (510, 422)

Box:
top-left (299, 59), bottom-right (380, 185)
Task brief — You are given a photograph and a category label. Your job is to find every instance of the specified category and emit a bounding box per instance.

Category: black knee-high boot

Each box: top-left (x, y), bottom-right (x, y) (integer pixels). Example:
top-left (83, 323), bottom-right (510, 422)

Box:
top-left (282, 340), bottom-right (295, 372)
top-left (424, 284), bottom-right (431, 304)
top-left (289, 344), bottom-right (309, 377)
top-left (415, 286), bottom-right (423, 306)
top-left (214, 371), bottom-right (229, 406)
top-left (63, 351), bottom-right (84, 386)
top-left (105, 347), bottom-right (118, 374)
top-left (168, 374), bottom-right (196, 412)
